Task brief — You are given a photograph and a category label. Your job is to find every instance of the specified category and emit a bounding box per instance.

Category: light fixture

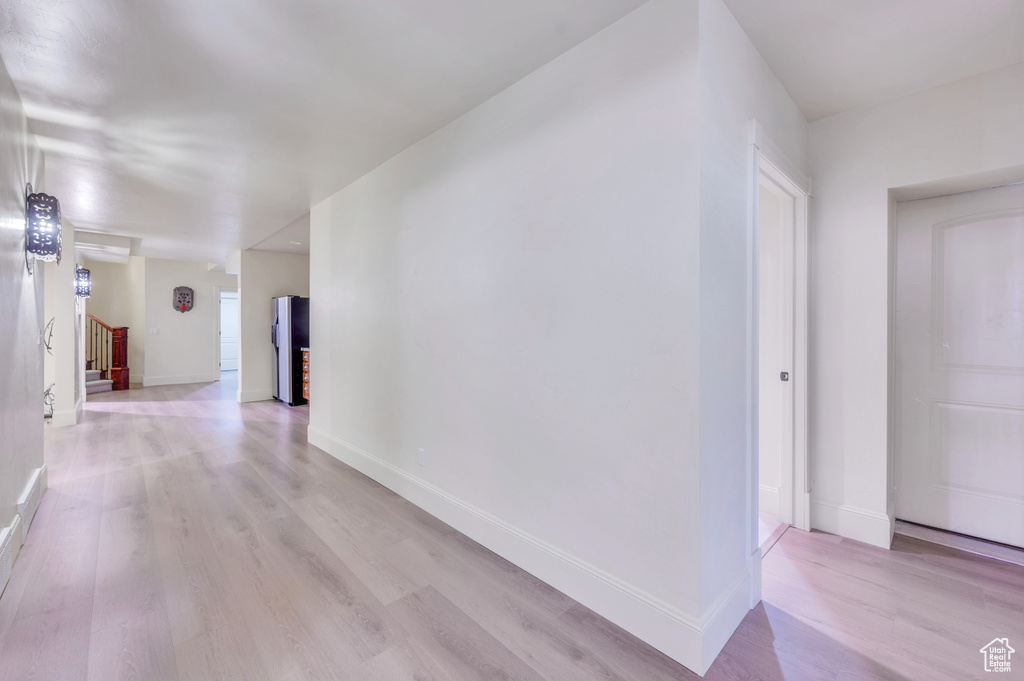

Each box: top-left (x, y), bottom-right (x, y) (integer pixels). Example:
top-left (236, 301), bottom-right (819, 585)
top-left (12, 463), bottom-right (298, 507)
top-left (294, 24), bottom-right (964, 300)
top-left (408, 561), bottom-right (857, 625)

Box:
top-left (75, 267), bottom-right (91, 298)
top-left (24, 183), bottom-right (62, 272)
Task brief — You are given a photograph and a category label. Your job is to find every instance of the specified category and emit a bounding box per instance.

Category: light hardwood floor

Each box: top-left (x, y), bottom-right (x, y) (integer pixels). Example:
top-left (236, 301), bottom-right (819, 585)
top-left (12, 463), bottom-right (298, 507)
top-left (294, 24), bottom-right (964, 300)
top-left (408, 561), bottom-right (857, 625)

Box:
top-left (1, 376), bottom-right (1021, 680)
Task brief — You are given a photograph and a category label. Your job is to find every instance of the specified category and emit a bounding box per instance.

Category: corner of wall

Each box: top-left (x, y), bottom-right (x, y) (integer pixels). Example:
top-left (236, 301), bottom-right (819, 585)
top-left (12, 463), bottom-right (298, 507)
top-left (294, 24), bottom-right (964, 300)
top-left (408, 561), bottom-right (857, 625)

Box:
top-left (698, 566), bottom-right (754, 675)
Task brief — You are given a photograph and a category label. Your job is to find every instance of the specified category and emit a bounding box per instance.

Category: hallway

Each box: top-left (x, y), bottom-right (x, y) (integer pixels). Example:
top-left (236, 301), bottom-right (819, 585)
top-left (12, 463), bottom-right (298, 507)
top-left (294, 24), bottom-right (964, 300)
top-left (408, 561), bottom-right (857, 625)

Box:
top-left (0, 380), bottom-right (1019, 680)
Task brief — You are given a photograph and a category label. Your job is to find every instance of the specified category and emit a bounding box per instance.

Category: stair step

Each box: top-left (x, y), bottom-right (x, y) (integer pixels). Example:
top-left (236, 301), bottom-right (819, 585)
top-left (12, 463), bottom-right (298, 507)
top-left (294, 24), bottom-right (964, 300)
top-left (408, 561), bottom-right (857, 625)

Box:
top-left (86, 369), bottom-right (102, 380)
top-left (86, 379), bottom-right (113, 395)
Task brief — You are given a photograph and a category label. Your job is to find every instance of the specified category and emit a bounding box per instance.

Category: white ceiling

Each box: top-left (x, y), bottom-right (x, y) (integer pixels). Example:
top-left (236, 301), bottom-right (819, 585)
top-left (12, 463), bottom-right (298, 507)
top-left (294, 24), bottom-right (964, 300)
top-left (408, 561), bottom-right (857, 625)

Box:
top-left (723, 0), bottom-right (1024, 122)
top-left (0, 0), bottom-right (647, 265)
top-left (6, 0), bottom-right (1023, 265)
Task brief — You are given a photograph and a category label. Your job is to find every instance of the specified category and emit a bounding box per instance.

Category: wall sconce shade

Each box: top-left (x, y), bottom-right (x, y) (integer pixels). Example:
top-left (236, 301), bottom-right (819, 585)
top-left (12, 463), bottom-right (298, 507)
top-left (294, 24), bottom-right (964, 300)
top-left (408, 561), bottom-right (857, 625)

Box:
top-left (25, 186), bottom-right (62, 266)
top-left (75, 267), bottom-right (91, 298)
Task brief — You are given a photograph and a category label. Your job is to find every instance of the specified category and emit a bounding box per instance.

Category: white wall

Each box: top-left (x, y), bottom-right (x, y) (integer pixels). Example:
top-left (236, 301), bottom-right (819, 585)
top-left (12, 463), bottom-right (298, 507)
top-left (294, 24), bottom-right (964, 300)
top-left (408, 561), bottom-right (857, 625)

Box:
top-left (808, 61), bottom-right (1024, 548)
top-left (695, 0), bottom-right (807, 656)
top-left (308, 0), bottom-right (807, 672)
top-left (757, 184), bottom-right (783, 515)
top-left (311, 0), bottom-right (707, 670)
top-left (237, 249), bottom-right (309, 402)
top-left (0, 50), bottom-right (46, 565)
top-left (143, 258), bottom-right (237, 386)
top-left (84, 257), bottom-right (146, 382)
top-left (42, 223), bottom-right (84, 427)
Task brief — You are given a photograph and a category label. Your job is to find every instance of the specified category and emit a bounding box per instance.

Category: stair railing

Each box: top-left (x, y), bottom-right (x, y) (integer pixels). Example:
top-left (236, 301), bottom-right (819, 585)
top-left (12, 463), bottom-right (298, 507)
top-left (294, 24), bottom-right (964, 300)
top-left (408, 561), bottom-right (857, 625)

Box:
top-left (85, 314), bottom-right (130, 390)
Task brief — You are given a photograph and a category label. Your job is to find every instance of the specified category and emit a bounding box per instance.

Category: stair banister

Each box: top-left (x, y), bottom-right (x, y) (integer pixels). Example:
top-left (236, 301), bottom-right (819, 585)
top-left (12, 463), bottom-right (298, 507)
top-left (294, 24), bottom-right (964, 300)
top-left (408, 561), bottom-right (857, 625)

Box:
top-left (85, 314), bottom-right (130, 391)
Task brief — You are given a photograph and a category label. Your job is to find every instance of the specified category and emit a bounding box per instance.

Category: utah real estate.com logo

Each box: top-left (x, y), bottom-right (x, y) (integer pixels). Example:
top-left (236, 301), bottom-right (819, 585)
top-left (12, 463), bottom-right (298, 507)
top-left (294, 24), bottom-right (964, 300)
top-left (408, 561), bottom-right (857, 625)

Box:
top-left (980, 638), bottom-right (1014, 673)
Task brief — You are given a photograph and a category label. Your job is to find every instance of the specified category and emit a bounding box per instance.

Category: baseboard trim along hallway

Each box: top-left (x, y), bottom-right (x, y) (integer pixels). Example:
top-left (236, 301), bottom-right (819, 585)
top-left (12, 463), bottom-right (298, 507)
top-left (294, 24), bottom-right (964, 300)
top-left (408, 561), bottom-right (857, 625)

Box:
top-left (0, 465), bottom-right (47, 600)
top-left (307, 425), bottom-right (741, 674)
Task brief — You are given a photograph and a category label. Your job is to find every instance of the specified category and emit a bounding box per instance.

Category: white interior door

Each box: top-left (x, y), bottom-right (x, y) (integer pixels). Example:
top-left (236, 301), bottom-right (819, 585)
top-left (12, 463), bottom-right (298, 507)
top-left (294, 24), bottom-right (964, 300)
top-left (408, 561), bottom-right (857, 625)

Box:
top-left (220, 293), bottom-right (239, 371)
top-left (895, 183), bottom-right (1024, 548)
top-left (758, 176), bottom-right (794, 524)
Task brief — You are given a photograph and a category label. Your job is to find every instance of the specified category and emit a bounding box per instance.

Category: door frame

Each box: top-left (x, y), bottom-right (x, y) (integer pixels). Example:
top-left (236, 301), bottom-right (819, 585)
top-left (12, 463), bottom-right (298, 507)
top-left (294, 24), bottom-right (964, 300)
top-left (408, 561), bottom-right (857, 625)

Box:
top-left (746, 123), bottom-right (811, 586)
top-left (217, 289), bottom-right (239, 375)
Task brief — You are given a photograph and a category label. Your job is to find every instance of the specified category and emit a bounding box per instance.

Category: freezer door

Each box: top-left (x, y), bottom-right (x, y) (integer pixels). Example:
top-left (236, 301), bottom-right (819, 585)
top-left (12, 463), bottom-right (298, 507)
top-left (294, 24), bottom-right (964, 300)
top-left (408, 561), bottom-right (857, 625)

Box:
top-left (276, 298), bottom-right (293, 403)
top-left (272, 299), bottom-right (279, 399)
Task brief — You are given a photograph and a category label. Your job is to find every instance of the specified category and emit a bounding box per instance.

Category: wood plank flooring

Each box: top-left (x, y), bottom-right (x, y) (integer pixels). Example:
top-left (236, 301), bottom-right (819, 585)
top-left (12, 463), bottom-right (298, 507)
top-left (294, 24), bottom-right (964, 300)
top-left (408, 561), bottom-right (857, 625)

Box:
top-left (1, 375), bottom-right (1021, 680)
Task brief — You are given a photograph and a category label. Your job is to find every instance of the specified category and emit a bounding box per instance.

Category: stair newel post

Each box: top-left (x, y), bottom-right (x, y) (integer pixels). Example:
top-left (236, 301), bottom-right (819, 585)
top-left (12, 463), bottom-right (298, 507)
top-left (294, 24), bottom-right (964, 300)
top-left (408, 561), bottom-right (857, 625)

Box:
top-left (110, 327), bottom-right (129, 391)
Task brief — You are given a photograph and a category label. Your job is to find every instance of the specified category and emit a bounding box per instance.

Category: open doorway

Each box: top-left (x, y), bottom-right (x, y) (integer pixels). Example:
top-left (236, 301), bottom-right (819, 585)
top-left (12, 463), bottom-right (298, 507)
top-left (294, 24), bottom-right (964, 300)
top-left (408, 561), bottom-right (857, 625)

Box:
top-left (219, 291), bottom-right (239, 376)
top-left (750, 146), bottom-right (810, 562)
top-left (757, 174), bottom-right (792, 553)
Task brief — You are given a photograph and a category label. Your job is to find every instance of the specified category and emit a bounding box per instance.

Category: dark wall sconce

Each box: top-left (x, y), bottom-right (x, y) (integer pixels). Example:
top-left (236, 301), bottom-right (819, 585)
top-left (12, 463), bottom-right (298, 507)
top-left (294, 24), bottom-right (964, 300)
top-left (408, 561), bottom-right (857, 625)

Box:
top-left (25, 183), bottom-right (62, 273)
top-left (75, 267), bottom-right (91, 298)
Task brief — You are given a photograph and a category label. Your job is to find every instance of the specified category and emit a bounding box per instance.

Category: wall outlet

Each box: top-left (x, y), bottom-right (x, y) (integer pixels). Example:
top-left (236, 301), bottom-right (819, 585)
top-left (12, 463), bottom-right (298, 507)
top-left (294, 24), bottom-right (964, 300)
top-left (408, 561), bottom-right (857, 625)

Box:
top-left (417, 448), bottom-right (426, 466)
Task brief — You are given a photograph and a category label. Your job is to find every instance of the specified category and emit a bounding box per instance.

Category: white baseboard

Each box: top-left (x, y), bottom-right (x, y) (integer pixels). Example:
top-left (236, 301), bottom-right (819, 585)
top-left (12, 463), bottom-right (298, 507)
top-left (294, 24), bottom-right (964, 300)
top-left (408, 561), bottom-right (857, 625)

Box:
top-left (50, 408), bottom-right (77, 428)
top-left (143, 373), bottom-right (220, 387)
top-left (811, 498), bottom-right (893, 548)
top-left (747, 547), bottom-right (762, 607)
top-left (308, 425), bottom-right (747, 676)
top-left (794, 491), bottom-right (812, 532)
top-left (17, 465), bottom-right (47, 546)
top-left (699, 565), bottom-right (753, 673)
top-left (1, 464), bottom-right (47, 600)
top-left (238, 388), bottom-right (274, 403)
top-left (758, 484), bottom-right (779, 516)
top-left (0, 521), bottom-right (13, 600)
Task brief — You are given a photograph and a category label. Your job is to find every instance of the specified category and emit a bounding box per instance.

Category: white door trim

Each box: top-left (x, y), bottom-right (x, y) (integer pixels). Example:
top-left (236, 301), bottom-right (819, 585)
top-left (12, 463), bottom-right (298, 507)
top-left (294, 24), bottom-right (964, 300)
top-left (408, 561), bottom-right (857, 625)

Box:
top-left (217, 288), bottom-right (239, 375)
top-left (745, 122), bottom-right (811, 596)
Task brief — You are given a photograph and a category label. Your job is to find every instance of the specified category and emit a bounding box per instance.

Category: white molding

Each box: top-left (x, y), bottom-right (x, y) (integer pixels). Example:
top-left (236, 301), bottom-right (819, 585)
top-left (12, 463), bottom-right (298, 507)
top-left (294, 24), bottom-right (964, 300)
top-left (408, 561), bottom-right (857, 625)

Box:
top-left (747, 547), bottom-right (762, 608)
top-left (143, 373), bottom-right (219, 387)
top-left (811, 498), bottom-right (894, 548)
top-left (307, 426), bottom-right (731, 675)
top-left (8, 515), bottom-right (22, 564)
top-left (16, 465), bottom-right (46, 546)
top-left (699, 566), bottom-right (753, 674)
top-left (0, 520), bottom-right (13, 600)
top-left (796, 491), bottom-right (811, 532)
top-left (50, 407), bottom-right (78, 427)
top-left (748, 121), bottom-right (810, 196)
top-left (758, 484), bottom-right (779, 516)
top-left (238, 388), bottom-right (274, 403)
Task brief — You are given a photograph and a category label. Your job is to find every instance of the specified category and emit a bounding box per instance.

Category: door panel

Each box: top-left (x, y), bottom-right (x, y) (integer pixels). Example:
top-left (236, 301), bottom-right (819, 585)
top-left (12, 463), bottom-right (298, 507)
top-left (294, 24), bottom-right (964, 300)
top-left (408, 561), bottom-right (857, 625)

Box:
top-left (895, 184), bottom-right (1024, 548)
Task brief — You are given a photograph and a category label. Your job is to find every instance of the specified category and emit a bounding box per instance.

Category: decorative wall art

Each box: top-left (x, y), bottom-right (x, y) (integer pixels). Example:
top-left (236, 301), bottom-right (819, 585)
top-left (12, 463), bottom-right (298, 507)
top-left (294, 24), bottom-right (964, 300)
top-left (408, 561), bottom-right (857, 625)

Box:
top-left (173, 286), bottom-right (195, 313)
top-left (43, 317), bottom-right (54, 355)
top-left (44, 383), bottom-right (54, 419)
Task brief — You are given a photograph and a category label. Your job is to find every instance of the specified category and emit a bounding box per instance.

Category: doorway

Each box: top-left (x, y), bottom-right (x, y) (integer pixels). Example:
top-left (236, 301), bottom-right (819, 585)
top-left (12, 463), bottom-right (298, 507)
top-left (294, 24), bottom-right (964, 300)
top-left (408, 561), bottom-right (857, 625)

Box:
top-left (757, 175), bottom-right (792, 553)
top-left (749, 145), bottom-right (811, 564)
top-left (894, 183), bottom-right (1024, 549)
top-left (220, 291), bottom-right (239, 374)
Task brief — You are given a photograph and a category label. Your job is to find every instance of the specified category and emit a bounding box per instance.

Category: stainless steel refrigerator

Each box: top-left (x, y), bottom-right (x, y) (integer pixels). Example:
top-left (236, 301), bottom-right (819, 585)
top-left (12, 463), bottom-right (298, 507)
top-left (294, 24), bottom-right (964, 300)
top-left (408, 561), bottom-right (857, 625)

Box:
top-left (272, 296), bottom-right (309, 406)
